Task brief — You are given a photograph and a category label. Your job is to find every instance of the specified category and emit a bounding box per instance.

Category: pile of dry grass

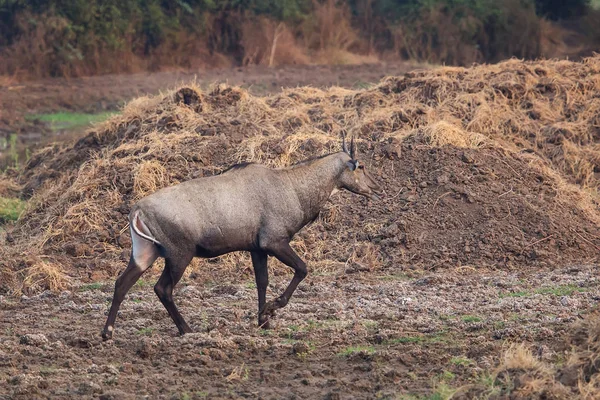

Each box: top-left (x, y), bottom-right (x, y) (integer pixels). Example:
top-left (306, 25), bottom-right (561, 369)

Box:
top-left (456, 315), bottom-right (600, 399)
top-left (2, 56), bottom-right (600, 294)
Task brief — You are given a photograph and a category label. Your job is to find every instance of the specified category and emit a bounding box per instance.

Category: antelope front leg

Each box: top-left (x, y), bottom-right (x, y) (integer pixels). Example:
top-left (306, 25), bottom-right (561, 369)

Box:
top-left (260, 242), bottom-right (307, 324)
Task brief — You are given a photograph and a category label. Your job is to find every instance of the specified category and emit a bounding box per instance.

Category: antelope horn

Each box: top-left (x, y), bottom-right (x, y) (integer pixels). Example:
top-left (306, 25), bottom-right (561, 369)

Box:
top-left (341, 131), bottom-right (349, 154)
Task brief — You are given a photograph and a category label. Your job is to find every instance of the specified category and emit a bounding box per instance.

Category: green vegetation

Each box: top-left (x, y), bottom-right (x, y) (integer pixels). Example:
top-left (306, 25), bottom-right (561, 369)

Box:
top-left (136, 327), bottom-right (155, 336)
top-left (378, 272), bottom-right (411, 281)
top-left (535, 284), bottom-right (587, 296)
top-left (501, 285), bottom-right (587, 298)
top-left (387, 336), bottom-right (424, 344)
top-left (462, 315), bottom-right (482, 323)
top-left (135, 279), bottom-right (154, 289)
top-left (79, 282), bottom-right (103, 291)
top-left (1, 1), bottom-right (598, 77)
top-left (0, 196), bottom-right (26, 223)
top-left (0, 134), bottom-right (23, 169)
top-left (27, 112), bottom-right (115, 131)
top-left (385, 332), bottom-right (449, 345)
top-left (437, 370), bottom-right (456, 381)
top-left (337, 345), bottom-right (376, 357)
top-left (450, 357), bottom-right (473, 366)
top-left (494, 320), bottom-right (506, 330)
top-left (398, 383), bottom-right (457, 400)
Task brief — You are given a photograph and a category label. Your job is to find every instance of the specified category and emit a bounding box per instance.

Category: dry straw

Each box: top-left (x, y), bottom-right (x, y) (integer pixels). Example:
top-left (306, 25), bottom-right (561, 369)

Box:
top-left (1, 56), bottom-right (600, 294)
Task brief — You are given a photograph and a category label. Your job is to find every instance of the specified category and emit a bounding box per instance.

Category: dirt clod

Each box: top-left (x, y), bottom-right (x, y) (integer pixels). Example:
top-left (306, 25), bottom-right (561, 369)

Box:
top-left (19, 334), bottom-right (48, 346)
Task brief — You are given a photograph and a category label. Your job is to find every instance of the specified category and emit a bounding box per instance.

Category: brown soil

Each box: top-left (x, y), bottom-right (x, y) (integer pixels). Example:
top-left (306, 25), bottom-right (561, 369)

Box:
top-left (1, 58), bottom-right (600, 398)
top-left (1, 266), bottom-right (598, 399)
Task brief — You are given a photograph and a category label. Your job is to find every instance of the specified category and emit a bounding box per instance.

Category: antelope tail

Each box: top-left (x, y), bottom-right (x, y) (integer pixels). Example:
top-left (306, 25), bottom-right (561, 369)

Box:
top-left (130, 211), bottom-right (163, 247)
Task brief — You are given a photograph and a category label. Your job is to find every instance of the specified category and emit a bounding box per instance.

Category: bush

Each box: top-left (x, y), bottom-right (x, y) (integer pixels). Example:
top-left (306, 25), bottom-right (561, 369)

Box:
top-left (0, 0), bottom-right (598, 77)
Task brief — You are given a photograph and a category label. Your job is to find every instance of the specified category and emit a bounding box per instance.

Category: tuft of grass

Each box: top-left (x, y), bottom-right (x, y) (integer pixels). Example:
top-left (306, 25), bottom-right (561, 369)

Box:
top-left (386, 336), bottom-right (424, 344)
top-left (378, 273), bottom-right (411, 281)
top-left (535, 284), bottom-right (587, 296)
top-left (337, 345), bottom-right (376, 357)
top-left (450, 357), bottom-right (473, 366)
top-left (27, 112), bottom-right (116, 131)
top-left (499, 290), bottom-right (530, 298)
top-left (361, 320), bottom-right (378, 330)
top-left (79, 282), bottom-right (103, 291)
top-left (494, 321), bottom-right (506, 330)
top-left (386, 332), bottom-right (450, 346)
top-left (306, 319), bottom-right (324, 331)
top-left (226, 363), bottom-right (249, 382)
top-left (136, 327), bottom-right (154, 336)
top-left (21, 260), bottom-right (70, 293)
top-left (437, 371), bottom-right (456, 382)
top-left (462, 315), bottom-right (482, 323)
top-left (0, 197), bottom-right (26, 223)
top-left (39, 366), bottom-right (58, 376)
top-left (135, 279), bottom-right (154, 289)
top-left (400, 383), bottom-right (457, 400)
top-left (0, 133), bottom-right (22, 168)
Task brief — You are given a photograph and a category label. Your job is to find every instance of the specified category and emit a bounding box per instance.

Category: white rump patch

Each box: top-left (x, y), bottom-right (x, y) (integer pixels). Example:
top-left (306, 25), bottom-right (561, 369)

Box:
top-left (130, 211), bottom-right (160, 270)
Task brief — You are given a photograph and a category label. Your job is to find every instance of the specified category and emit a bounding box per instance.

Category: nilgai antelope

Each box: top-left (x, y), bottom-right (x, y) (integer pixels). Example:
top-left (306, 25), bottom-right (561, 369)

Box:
top-left (102, 135), bottom-right (381, 340)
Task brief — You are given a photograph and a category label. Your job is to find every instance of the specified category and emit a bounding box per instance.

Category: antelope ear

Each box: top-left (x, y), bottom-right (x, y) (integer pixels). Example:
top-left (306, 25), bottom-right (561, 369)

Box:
top-left (346, 160), bottom-right (357, 171)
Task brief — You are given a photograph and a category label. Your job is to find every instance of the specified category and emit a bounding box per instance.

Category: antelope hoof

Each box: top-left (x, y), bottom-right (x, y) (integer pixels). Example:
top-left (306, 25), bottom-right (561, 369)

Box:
top-left (178, 325), bottom-right (194, 336)
top-left (258, 315), bottom-right (272, 329)
top-left (101, 327), bottom-right (113, 341)
top-left (260, 301), bottom-right (278, 318)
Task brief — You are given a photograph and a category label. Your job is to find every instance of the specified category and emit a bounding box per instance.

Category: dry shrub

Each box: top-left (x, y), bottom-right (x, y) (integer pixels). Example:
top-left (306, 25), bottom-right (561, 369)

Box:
top-left (0, 74), bottom-right (17, 87)
top-left (562, 318), bottom-right (600, 393)
top-left (465, 316), bottom-right (600, 399)
top-left (0, 179), bottom-right (21, 198)
top-left (19, 259), bottom-right (71, 294)
top-left (301, 0), bottom-right (377, 65)
top-left (347, 242), bottom-right (382, 272)
top-left (539, 19), bottom-right (584, 60)
top-left (303, 0), bottom-right (358, 52)
top-left (147, 31), bottom-right (229, 71)
top-left (240, 18), bottom-right (309, 67)
top-left (0, 12), bottom-right (77, 79)
top-left (0, 12), bottom-right (231, 79)
top-left (388, 0), bottom-right (566, 66)
top-left (391, 5), bottom-right (484, 65)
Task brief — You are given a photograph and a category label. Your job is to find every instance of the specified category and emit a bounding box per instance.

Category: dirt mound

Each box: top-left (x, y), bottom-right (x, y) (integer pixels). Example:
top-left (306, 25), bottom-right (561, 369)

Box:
top-left (2, 57), bottom-right (600, 294)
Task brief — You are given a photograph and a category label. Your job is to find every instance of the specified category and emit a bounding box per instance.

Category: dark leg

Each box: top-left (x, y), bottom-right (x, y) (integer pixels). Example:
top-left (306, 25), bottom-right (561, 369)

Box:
top-left (102, 252), bottom-right (157, 340)
top-left (260, 242), bottom-right (307, 322)
top-left (154, 255), bottom-right (194, 335)
top-left (251, 250), bottom-right (270, 328)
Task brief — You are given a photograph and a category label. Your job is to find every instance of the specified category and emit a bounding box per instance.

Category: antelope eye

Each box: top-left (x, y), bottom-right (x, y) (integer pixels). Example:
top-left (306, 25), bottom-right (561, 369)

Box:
top-left (358, 165), bottom-right (365, 170)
